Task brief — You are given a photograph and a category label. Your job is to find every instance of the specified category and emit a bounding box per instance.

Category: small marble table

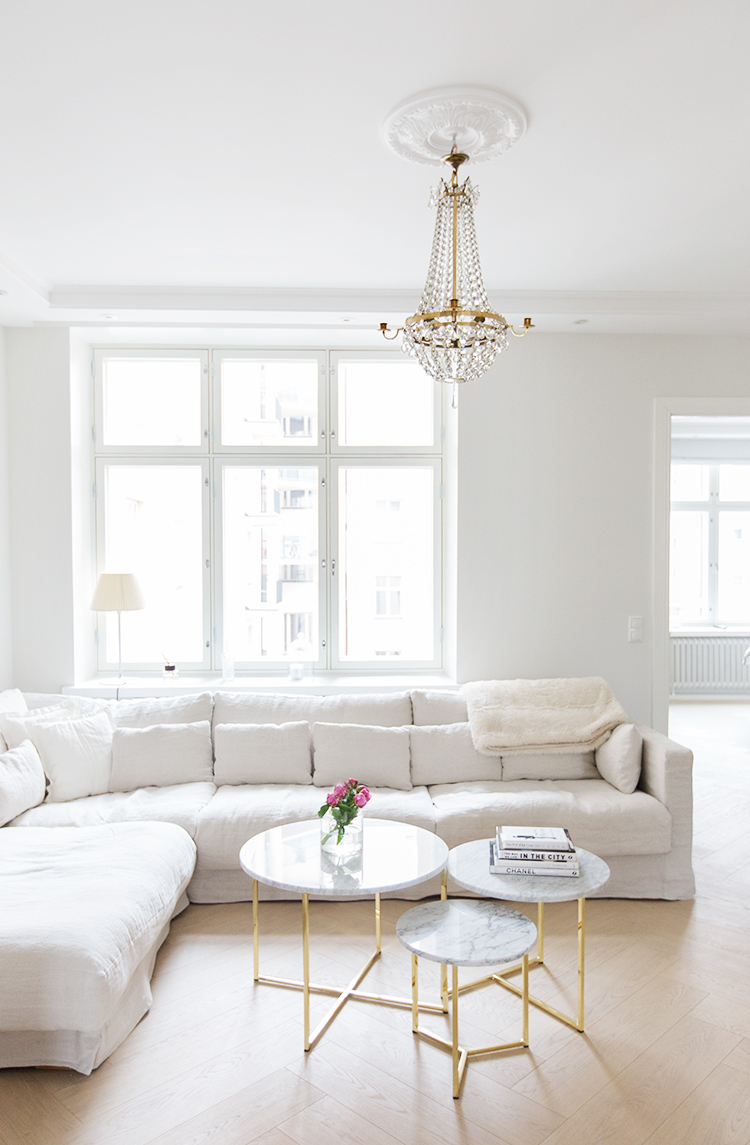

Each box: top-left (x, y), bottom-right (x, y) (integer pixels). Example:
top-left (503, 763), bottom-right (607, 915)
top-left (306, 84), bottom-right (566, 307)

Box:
top-left (448, 841), bottom-right (610, 1031)
top-left (239, 818), bottom-right (448, 1052)
top-left (397, 899), bottom-right (537, 1098)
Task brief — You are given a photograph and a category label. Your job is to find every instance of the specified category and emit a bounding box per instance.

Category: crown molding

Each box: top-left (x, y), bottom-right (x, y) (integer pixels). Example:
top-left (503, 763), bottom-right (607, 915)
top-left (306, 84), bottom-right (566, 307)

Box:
top-left (45, 285), bottom-right (750, 319)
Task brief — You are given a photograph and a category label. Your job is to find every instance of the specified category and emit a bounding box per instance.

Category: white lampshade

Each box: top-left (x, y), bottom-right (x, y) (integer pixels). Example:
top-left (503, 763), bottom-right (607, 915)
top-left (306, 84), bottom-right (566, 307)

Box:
top-left (90, 573), bottom-right (146, 612)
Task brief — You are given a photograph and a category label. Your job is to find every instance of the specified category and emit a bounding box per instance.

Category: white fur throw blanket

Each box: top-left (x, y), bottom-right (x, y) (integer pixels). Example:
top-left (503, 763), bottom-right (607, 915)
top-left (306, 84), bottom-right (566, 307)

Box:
top-left (460, 677), bottom-right (628, 756)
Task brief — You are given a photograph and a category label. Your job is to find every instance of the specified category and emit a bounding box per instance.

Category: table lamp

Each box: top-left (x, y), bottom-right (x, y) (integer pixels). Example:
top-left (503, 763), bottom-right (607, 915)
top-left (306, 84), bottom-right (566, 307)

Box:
top-left (90, 573), bottom-right (146, 681)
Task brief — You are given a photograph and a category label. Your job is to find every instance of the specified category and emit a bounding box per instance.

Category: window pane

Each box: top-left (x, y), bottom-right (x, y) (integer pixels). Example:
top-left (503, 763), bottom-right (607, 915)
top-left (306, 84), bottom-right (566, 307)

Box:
top-left (670, 463), bottom-right (709, 502)
top-left (103, 357), bottom-right (202, 446)
top-left (338, 467), bottom-right (433, 661)
top-left (718, 511), bottom-right (750, 624)
top-left (719, 465), bottom-right (750, 501)
top-left (222, 466), bottom-right (319, 661)
top-left (669, 510), bottom-right (709, 626)
top-left (221, 359), bottom-right (318, 446)
top-left (338, 361), bottom-right (434, 446)
top-left (103, 466), bottom-right (204, 662)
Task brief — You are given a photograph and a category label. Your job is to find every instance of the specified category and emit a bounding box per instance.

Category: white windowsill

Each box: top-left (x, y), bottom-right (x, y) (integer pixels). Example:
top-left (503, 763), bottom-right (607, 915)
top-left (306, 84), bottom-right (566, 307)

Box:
top-left (63, 672), bottom-right (459, 699)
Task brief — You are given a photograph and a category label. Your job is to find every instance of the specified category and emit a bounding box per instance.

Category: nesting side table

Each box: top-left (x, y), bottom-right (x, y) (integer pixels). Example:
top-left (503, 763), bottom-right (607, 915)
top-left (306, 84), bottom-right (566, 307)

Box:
top-left (448, 841), bottom-right (610, 1031)
top-left (239, 818), bottom-right (448, 1052)
top-left (397, 899), bottom-right (537, 1098)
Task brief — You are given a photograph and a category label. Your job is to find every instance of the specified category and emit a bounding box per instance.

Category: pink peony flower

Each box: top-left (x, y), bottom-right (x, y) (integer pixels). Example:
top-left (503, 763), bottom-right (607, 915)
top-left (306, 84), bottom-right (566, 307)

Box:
top-left (360, 786), bottom-right (370, 802)
top-left (347, 778), bottom-right (358, 787)
top-left (354, 790), bottom-right (368, 808)
top-left (333, 783), bottom-right (347, 800)
top-left (326, 792), bottom-right (338, 806)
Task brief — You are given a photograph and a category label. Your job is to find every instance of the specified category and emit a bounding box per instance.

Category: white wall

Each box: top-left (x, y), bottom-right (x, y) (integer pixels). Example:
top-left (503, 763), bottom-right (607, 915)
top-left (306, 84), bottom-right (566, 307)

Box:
top-left (7, 327), bottom-right (750, 724)
top-left (0, 328), bottom-right (13, 686)
top-left (456, 333), bottom-right (750, 725)
top-left (7, 328), bottom-right (75, 691)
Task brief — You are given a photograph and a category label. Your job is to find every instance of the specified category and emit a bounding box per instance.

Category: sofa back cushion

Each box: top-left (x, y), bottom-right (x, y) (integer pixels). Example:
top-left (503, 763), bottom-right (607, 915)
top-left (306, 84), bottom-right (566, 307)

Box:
top-left (0, 740), bottom-right (46, 825)
top-left (213, 722), bottom-right (312, 786)
top-left (0, 698), bottom-right (89, 752)
top-left (214, 691), bottom-right (412, 728)
top-left (409, 723), bottom-right (501, 785)
top-left (110, 692), bottom-right (213, 729)
top-left (312, 722), bottom-right (412, 790)
top-left (595, 723), bottom-right (643, 793)
top-left (109, 721), bottom-right (214, 792)
top-left (410, 690), bottom-right (468, 725)
top-left (26, 710), bottom-right (115, 802)
top-left (501, 750), bottom-right (599, 781)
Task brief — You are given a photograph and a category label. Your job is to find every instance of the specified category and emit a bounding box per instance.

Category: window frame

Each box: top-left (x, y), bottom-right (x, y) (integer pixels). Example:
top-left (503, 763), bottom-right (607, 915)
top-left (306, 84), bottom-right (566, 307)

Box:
top-left (92, 346), bottom-right (445, 675)
top-left (93, 347), bottom-right (210, 456)
top-left (670, 460), bottom-right (750, 629)
top-left (212, 349), bottom-right (327, 456)
top-left (94, 455), bottom-right (212, 671)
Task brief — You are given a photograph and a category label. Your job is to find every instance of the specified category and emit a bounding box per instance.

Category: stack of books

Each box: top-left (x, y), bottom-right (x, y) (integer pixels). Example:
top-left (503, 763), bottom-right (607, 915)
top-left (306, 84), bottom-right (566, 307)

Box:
top-left (489, 825), bottom-right (580, 877)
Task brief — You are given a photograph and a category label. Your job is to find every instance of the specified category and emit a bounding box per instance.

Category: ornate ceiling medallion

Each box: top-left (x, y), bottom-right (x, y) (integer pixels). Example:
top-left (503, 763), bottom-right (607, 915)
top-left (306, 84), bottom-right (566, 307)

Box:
top-left (382, 85), bottom-right (527, 167)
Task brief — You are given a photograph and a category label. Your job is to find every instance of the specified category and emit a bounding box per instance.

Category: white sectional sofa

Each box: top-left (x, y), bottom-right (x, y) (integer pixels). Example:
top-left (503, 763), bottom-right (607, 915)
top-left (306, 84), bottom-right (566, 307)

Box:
top-left (1, 686), bottom-right (695, 901)
top-left (0, 682), bottom-right (694, 1072)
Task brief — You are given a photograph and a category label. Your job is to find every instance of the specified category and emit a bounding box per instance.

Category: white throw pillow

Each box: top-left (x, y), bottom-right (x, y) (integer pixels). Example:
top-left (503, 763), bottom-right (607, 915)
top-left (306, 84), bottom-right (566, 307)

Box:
top-left (0, 697), bottom-right (87, 751)
top-left (0, 689), bottom-right (30, 750)
top-left (409, 723), bottom-right (500, 785)
top-left (312, 722), bottom-right (412, 790)
top-left (31, 710), bottom-right (115, 802)
top-left (595, 723), bottom-right (643, 794)
top-left (0, 740), bottom-right (46, 825)
top-left (410, 690), bottom-right (468, 725)
top-left (110, 692), bottom-right (213, 729)
top-left (110, 720), bottom-right (214, 792)
top-left (213, 722), bottom-right (312, 785)
top-left (0, 688), bottom-right (28, 715)
top-left (501, 750), bottom-right (599, 781)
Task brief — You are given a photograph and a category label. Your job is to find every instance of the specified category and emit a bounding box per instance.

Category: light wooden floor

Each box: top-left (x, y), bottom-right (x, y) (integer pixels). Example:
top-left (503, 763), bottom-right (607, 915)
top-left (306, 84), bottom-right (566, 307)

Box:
top-left (3, 702), bottom-right (750, 1145)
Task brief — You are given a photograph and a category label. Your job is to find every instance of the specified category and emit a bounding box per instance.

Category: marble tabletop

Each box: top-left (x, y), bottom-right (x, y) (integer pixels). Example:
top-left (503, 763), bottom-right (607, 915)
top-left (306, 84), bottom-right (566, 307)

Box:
top-left (396, 899), bottom-right (537, 967)
top-left (448, 840), bottom-right (610, 902)
top-left (240, 818), bottom-right (448, 898)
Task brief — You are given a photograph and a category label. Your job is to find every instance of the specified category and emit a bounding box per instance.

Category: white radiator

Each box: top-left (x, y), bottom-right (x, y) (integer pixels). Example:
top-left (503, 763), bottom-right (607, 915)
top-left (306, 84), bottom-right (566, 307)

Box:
top-left (671, 635), bottom-right (750, 694)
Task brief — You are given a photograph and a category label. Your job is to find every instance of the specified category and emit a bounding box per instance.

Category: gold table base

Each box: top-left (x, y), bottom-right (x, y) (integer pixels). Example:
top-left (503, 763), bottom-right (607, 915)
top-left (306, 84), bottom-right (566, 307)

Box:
top-left (252, 879), bottom-right (447, 1053)
top-left (441, 882), bottom-right (587, 1032)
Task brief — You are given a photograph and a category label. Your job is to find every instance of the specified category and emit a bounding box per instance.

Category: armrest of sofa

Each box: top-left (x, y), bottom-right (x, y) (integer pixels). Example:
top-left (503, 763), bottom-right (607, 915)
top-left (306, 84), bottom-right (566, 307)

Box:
top-left (637, 725), bottom-right (694, 852)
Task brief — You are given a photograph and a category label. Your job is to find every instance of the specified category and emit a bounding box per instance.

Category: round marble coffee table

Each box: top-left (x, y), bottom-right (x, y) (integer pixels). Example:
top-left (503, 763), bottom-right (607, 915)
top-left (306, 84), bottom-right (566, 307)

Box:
top-left (239, 818), bottom-right (448, 1052)
top-left (396, 899), bottom-right (537, 1097)
top-left (448, 840), bottom-right (610, 1031)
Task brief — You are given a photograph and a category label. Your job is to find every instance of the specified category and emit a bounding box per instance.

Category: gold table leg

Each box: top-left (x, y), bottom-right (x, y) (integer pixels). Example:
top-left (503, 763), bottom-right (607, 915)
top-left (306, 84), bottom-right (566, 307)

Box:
top-left (252, 887), bottom-right (446, 1053)
top-left (440, 870), bottom-right (449, 1012)
top-left (464, 897), bottom-right (587, 1032)
top-left (410, 954), bottom-right (527, 1099)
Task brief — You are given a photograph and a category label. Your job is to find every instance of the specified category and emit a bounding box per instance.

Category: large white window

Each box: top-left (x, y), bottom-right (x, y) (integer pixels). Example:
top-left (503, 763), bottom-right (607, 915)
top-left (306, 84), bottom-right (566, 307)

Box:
top-left (93, 348), bottom-right (444, 673)
top-left (670, 462), bottom-right (750, 628)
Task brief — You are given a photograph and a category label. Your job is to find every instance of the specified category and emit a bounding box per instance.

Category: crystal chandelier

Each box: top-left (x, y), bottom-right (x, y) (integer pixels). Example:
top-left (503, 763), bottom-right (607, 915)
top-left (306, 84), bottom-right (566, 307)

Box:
top-left (380, 88), bottom-right (533, 401)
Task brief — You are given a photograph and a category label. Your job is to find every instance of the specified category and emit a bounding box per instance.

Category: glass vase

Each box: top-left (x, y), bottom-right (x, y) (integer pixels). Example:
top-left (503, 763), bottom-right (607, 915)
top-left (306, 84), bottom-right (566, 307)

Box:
top-left (320, 811), bottom-right (363, 859)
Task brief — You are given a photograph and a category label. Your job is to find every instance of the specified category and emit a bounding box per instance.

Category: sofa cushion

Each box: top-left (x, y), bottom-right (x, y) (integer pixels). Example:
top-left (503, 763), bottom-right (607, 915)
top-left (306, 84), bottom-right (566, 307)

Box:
top-left (0, 698), bottom-right (89, 751)
top-left (312, 722), bottom-right (412, 790)
top-left (411, 690), bottom-right (467, 725)
top-left (213, 722), bottom-right (312, 785)
top-left (0, 689), bottom-right (28, 716)
top-left (109, 692), bottom-right (213, 729)
top-left (0, 741), bottom-right (46, 826)
top-left (8, 781), bottom-right (216, 839)
top-left (110, 721), bottom-right (214, 792)
top-left (430, 778), bottom-right (672, 856)
top-left (24, 710), bottom-right (115, 802)
top-left (501, 750), bottom-right (599, 781)
top-left (213, 690), bottom-right (412, 728)
top-left (596, 723), bottom-right (643, 793)
top-left (409, 723), bottom-right (501, 785)
top-left (195, 783), bottom-right (436, 871)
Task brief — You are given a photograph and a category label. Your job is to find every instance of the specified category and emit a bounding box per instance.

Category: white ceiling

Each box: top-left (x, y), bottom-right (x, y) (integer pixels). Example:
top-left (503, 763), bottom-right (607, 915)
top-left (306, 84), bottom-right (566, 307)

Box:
top-left (2, 0), bottom-right (750, 333)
